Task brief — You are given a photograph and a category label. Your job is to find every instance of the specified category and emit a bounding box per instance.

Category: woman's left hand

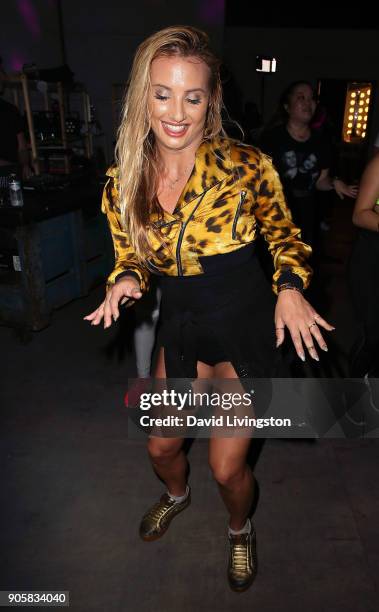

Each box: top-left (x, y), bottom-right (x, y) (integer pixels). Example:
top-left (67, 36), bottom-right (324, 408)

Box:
top-left (275, 289), bottom-right (335, 361)
top-left (334, 179), bottom-right (358, 200)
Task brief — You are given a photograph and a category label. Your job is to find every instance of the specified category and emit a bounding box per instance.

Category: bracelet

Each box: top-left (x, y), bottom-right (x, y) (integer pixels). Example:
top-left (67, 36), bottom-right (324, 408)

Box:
top-left (278, 283), bottom-right (302, 294)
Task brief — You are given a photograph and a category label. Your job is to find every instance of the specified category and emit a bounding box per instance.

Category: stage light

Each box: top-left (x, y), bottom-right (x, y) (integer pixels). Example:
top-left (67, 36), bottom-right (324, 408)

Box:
top-left (343, 82), bottom-right (372, 142)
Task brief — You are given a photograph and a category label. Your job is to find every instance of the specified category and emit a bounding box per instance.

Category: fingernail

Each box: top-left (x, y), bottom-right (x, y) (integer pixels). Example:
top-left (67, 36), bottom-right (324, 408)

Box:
top-left (300, 354), bottom-right (305, 362)
top-left (313, 355), bottom-right (320, 362)
top-left (322, 346), bottom-right (328, 352)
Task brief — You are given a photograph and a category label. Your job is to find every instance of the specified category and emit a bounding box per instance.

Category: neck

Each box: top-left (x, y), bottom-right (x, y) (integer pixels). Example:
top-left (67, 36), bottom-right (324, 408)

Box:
top-left (156, 136), bottom-right (202, 178)
top-left (287, 119), bottom-right (310, 139)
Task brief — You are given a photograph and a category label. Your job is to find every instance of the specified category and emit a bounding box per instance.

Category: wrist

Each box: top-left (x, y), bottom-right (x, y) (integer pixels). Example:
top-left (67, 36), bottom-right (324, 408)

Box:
top-left (114, 270), bottom-right (141, 286)
top-left (278, 283), bottom-right (303, 295)
top-left (331, 176), bottom-right (340, 190)
top-left (276, 272), bottom-right (304, 293)
top-left (116, 276), bottom-right (140, 291)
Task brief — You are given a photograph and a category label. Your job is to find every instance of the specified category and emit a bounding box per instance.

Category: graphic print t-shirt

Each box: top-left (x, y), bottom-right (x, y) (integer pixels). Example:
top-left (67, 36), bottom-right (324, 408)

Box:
top-left (259, 125), bottom-right (331, 201)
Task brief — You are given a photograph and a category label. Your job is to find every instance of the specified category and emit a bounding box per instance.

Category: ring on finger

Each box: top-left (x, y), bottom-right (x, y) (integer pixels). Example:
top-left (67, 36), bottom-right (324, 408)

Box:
top-left (309, 322), bottom-right (318, 329)
top-left (306, 345), bottom-right (315, 350)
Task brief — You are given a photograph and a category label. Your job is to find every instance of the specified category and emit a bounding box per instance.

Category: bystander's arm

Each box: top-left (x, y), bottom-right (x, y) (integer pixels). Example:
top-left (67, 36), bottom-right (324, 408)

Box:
top-left (352, 155), bottom-right (379, 232)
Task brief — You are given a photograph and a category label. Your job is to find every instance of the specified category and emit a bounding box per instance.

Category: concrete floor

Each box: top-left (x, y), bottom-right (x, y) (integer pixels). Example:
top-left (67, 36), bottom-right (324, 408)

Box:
top-left (1, 197), bottom-right (378, 611)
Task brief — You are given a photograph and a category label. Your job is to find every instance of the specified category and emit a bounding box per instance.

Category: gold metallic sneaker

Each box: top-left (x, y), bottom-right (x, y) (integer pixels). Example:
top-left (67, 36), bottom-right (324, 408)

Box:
top-left (139, 488), bottom-right (191, 541)
top-left (228, 525), bottom-right (257, 592)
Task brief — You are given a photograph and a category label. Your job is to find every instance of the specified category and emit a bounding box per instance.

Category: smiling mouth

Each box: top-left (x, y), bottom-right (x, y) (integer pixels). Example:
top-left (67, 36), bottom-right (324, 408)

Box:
top-left (161, 121), bottom-right (189, 136)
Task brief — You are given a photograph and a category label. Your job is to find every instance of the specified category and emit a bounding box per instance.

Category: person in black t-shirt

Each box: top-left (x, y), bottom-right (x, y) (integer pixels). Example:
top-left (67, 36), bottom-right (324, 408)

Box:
top-left (0, 61), bottom-right (31, 179)
top-left (260, 81), bottom-right (357, 246)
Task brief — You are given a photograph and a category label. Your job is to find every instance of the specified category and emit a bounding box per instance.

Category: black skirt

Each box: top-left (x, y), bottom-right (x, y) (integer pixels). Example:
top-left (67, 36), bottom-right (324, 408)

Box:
top-left (156, 244), bottom-right (280, 380)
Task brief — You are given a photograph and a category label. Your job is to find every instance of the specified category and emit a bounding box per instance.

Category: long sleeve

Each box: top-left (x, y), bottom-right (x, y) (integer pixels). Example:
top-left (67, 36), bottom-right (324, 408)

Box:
top-left (101, 175), bottom-right (149, 293)
top-left (253, 153), bottom-right (313, 293)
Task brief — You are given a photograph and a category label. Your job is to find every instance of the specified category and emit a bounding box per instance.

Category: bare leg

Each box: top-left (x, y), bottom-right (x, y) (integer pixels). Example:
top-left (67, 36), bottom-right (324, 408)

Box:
top-left (209, 362), bottom-right (254, 531)
top-left (209, 436), bottom-right (254, 530)
top-left (147, 348), bottom-right (213, 496)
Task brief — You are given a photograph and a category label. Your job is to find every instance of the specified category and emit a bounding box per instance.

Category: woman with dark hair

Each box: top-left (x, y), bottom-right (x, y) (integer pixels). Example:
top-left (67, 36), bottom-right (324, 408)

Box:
top-left (84, 31), bottom-right (332, 591)
top-left (260, 81), bottom-right (357, 245)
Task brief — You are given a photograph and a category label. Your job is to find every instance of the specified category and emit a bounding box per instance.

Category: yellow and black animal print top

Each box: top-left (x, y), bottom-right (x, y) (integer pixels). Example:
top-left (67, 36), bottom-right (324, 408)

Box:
top-left (101, 137), bottom-right (312, 294)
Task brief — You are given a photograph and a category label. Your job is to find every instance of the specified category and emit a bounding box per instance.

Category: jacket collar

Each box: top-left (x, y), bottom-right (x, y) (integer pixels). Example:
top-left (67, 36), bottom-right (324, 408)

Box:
top-left (105, 136), bottom-right (234, 216)
top-left (178, 137), bottom-right (234, 209)
top-left (105, 166), bottom-right (118, 179)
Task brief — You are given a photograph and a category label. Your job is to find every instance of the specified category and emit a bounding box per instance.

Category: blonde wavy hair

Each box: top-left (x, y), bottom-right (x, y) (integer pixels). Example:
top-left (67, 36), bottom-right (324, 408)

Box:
top-left (115, 25), bottom-right (225, 262)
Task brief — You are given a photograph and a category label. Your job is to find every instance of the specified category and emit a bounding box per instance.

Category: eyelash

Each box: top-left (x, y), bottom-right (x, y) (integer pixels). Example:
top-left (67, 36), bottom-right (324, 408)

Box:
top-left (154, 94), bottom-right (201, 105)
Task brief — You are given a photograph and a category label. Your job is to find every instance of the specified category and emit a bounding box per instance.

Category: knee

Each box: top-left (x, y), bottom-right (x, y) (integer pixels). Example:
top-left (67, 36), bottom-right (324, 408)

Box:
top-left (209, 460), bottom-right (246, 488)
top-left (147, 439), bottom-right (180, 466)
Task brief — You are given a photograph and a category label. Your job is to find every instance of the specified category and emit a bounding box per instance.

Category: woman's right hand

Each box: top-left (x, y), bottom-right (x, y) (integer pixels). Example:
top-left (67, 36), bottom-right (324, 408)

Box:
top-left (333, 178), bottom-right (358, 200)
top-left (83, 276), bottom-right (142, 329)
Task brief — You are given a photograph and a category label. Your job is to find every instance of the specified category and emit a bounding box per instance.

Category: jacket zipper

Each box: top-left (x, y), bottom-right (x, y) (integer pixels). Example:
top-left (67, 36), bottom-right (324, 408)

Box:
top-left (176, 193), bottom-right (206, 276)
top-left (153, 219), bottom-right (178, 229)
top-left (232, 190), bottom-right (247, 240)
top-left (146, 259), bottom-right (164, 274)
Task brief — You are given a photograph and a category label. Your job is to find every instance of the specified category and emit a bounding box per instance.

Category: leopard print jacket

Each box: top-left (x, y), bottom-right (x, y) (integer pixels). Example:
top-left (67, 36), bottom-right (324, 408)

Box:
top-left (101, 137), bottom-right (312, 294)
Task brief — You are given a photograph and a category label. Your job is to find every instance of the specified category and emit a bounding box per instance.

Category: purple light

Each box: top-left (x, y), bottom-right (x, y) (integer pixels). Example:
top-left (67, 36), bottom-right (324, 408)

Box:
top-left (17, 0), bottom-right (41, 38)
top-left (199, 0), bottom-right (225, 26)
top-left (10, 53), bottom-right (26, 72)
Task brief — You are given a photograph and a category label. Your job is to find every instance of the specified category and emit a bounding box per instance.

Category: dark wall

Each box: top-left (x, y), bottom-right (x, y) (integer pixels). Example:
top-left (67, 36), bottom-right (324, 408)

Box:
top-left (60, 0), bottom-right (226, 161)
top-left (1, 0), bottom-right (61, 71)
top-left (4, 4), bottom-right (379, 162)
top-left (223, 26), bottom-right (379, 149)
top-left (2, 1), bottom-right (225, 163)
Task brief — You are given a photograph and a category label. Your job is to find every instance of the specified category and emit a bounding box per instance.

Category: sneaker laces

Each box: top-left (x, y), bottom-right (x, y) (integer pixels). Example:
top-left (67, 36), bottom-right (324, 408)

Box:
top-left (230, 535), bottom-right (249, 572)
top-left (144, 495), bottom-right (175, 525)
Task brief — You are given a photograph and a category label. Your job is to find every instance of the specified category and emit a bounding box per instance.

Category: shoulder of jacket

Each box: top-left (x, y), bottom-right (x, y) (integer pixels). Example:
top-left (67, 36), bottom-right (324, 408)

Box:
top-left (227, 140), bottom-right (264, 167)
top-left (105, 165), bottom-right (119, 178)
